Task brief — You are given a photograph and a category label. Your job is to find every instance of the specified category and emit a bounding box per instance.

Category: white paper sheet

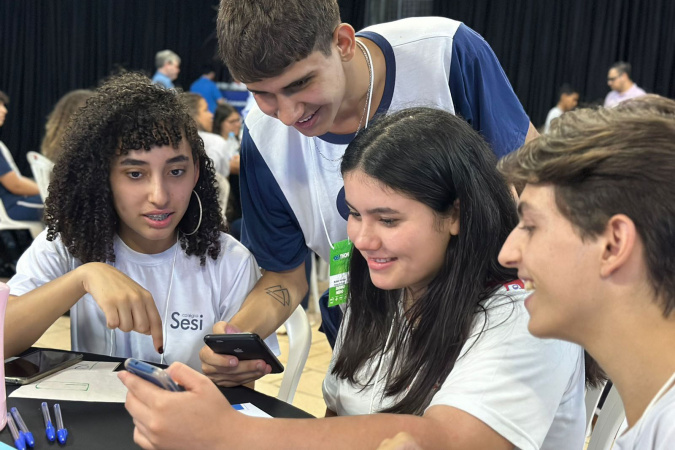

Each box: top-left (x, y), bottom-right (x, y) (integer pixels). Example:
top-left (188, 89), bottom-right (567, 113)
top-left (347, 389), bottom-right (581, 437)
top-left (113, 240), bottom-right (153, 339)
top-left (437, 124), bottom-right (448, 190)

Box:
top-left (232, 402), bottom-right (272, 418)
top-left (10, 362), bottom-right (275, 416)
top-left (9, 361), bottom-right (128, 403)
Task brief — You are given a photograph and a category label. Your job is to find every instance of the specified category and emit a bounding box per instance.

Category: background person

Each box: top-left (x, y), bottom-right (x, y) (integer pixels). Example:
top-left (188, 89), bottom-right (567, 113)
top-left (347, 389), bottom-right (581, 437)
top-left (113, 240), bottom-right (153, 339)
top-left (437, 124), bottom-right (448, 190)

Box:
top-left (190, 64), bottom-right (226, 113)
top-left (0, 89), bottom-right (43, 221)
top-left (40, 89), bottom-right (94, 162)
top-left (604, 61), bottom-right (646, 108)
top-left (543, 83), bottom-right (578, 133)
top-left (152, 50), bottom-right (181, 89)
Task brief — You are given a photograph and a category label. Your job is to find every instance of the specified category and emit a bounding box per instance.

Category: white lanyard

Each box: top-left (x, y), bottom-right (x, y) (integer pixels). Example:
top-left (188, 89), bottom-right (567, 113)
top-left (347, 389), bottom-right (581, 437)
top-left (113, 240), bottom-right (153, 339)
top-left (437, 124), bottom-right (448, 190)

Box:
top-left (633, 370), bottom-right (675, 438)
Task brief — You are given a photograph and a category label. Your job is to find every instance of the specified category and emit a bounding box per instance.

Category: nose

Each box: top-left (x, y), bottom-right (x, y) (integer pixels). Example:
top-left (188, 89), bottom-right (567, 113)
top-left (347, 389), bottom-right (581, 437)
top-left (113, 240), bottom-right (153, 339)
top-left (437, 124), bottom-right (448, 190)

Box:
top-left (148, 175), bottom-right (169, 208)
top-left (497, 229), bottom-right (520, 269)
top-left (349, 220), bottom-right (381, 253)
top-left (276, 96), bottom-right (302, 126)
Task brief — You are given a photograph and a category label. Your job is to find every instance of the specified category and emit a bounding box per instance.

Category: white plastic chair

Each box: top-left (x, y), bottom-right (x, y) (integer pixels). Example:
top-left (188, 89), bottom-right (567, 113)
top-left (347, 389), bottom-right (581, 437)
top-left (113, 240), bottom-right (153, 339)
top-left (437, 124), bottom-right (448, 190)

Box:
top-left (26, 151), bottom-right (55, 202)
top-left (0, 197), bottom-right (43, 238)
top-left (587, 384), bottom-right (626, 450)
top-left (214, 172), bottom-right (230, 221)
top-left (277, 305), bottom-right (312, 404)
top-left (0, 147), bottom-right (44, 238)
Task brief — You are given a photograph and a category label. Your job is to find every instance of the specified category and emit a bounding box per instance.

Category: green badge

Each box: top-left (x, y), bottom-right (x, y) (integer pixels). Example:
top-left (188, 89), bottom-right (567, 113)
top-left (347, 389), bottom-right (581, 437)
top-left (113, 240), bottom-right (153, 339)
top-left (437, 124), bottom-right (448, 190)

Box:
top-left (328, 239), bottom-right (352, 307)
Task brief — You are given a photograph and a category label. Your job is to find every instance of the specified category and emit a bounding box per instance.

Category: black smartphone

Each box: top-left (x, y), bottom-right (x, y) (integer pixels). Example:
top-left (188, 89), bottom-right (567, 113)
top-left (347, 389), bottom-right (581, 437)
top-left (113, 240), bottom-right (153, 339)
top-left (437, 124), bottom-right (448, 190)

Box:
top-left (124, 358), bottom-right (184, 392)
top-left (5, 350), bottom-right (84, 385)
top-left (203, 333), bottom-right (284, 374)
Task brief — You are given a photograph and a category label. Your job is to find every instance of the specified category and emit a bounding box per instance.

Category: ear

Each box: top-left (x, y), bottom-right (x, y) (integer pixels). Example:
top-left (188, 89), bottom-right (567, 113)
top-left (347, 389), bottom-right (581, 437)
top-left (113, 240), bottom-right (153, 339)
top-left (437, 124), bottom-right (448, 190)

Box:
top-left (334, 23), bottom-right (357, 62)
top-left (599, 214), bottom-right (637, 278)
top-left (447, 198), bottom-right (461, 236)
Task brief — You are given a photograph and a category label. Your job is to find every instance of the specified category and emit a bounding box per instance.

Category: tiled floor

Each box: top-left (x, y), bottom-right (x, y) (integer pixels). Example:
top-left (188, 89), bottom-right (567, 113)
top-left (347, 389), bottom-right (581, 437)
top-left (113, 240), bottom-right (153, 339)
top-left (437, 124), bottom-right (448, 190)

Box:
top-left (32, 310), bottom-right (333, 418)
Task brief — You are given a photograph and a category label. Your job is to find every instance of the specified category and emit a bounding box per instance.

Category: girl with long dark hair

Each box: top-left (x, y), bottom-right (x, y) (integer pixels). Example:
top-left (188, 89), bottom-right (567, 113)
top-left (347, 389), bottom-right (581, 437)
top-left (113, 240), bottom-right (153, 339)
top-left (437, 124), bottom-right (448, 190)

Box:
top-left (121, 107), bottom-right (585, 449)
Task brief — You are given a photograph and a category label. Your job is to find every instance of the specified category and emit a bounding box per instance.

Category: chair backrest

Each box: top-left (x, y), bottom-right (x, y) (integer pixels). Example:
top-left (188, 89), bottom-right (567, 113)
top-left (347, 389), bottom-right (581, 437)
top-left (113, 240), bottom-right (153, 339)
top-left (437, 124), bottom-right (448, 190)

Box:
top-left (587, 384), bottom-right (626, 450)
top-left (26, 151), bottom-right (55, 202)
top-left (213, 172), bottom-right (230, 221)
top-left (0, 197), bottom-right (44, 238)
top-left (277, 306), bottom-right (312, 404)
top-left (0, 141), bottom-right (20, 174)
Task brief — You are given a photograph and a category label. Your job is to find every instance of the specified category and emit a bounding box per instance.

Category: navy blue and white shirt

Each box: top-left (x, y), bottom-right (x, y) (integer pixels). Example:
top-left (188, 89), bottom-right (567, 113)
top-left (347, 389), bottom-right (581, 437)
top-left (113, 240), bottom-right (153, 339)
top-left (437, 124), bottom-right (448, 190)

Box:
top-left (240, 17), bottom-right (530, 270)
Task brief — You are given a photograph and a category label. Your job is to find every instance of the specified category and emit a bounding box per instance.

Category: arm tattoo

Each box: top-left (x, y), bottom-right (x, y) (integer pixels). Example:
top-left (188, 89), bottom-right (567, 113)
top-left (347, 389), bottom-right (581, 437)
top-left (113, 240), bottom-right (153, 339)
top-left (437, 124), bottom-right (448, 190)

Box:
top-left (265, 285), bottom-right (291, 307)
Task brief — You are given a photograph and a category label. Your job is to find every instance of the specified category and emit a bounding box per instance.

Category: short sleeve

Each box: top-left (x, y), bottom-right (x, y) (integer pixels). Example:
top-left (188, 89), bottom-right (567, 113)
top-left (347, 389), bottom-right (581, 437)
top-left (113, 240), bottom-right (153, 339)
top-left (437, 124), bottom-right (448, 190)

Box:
top-left (449, 24), bottom-right (530, 158)
top-left (0, 143), bottom-right (13, 177)
top-left (239, 126), bottom-right (309, 272)
top-left (8, 231), bottom-right (75, 296)
top-left (427, 296), bottom-right (584, 450)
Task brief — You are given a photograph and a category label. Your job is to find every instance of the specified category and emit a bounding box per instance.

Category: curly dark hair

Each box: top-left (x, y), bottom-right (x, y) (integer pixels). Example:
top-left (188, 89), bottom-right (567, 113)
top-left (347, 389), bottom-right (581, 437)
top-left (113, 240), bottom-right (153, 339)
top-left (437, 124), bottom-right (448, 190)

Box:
top-left (45, 72), bottom-right (226, 265)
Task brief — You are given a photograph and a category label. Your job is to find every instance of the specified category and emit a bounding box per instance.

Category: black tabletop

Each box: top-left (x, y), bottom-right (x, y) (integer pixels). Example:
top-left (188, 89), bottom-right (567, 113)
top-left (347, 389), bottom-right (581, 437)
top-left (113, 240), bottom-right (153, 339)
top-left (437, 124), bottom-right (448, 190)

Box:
top-left (1, 350), bottom-right (313, 449)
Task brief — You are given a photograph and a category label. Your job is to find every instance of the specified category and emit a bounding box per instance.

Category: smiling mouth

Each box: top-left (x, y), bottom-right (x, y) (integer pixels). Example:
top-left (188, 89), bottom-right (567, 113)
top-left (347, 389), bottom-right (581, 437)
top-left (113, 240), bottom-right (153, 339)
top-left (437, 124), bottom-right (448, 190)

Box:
top-left (524, 280), bottom-right (536, 290)
top-left (297, 112), bottom-right (316, 124)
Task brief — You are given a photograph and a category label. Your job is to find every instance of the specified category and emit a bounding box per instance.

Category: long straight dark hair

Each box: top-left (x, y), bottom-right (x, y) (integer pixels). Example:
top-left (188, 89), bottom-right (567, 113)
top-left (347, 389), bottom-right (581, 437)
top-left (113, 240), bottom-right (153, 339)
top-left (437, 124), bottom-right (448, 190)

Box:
top-left (333, 107), bottom-right (519, 415)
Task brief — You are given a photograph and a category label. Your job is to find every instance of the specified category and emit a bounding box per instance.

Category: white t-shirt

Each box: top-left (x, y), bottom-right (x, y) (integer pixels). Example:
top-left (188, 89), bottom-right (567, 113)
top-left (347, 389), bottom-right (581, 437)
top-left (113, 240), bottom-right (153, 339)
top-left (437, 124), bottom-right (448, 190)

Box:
top-left (543, 106), bottom-right (563, 133)
top-left (8, 230), bottom-right (279, 370)
top-left (199, 130), bottom-right (235, 178)
top-left (614, 385), bottom-right (675, 449)
top-left (323, 286), bottom-right (586, 450)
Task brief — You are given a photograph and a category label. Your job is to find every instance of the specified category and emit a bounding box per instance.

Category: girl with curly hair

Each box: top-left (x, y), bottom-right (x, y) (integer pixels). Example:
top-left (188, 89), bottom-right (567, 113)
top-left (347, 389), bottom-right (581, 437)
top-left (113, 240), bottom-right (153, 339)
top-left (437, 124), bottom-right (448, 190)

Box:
top-left (6, 73), bottom-right (277, 369)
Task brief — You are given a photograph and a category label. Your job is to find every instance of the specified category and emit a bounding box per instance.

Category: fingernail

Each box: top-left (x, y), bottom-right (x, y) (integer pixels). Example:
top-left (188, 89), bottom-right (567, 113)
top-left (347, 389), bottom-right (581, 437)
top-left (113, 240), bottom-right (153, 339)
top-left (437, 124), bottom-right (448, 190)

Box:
top-left (158, 346), bottom-right (164, 354)
top-left (256, 363), bottom-right (264, 371)
top-left (229, 358), bottom-right (237, 367)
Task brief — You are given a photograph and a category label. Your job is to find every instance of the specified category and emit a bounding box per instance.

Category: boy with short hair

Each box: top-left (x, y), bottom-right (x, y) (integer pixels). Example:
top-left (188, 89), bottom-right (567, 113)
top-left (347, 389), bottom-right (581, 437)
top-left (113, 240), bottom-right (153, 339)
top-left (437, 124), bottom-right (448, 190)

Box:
top-left (202, 0), bottom-right (538, 384)
top-left (499, 97), bottom-right (675, 448)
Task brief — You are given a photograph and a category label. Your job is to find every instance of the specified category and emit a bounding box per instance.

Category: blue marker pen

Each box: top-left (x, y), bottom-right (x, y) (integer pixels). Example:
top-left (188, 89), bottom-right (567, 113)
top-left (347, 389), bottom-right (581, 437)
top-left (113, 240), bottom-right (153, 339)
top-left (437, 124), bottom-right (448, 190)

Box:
top-left (53, 403), bottom-right (68, 445)
top-left (41, 402), bottom-right (56, 442)
top-left (7, 413), bottom-right (27, 450)
top-left (10, 407), bottom-right (35, 447)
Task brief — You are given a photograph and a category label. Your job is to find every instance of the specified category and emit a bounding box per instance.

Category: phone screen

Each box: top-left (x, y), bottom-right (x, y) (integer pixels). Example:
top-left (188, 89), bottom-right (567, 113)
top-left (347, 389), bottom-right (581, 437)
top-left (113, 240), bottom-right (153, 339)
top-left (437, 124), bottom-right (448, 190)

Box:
top-left (5, 350), bottom-right (82, 379)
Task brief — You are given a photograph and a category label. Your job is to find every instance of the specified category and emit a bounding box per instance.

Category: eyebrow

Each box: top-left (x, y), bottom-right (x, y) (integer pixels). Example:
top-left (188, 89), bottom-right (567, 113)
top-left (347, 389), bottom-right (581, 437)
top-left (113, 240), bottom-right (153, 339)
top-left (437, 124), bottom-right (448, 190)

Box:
top-left (345, 200), bottom-right (401, 215)
top-left (118, 155), bottom-right (190, 166)
top-left (249, 72), bottom-right (315, 95)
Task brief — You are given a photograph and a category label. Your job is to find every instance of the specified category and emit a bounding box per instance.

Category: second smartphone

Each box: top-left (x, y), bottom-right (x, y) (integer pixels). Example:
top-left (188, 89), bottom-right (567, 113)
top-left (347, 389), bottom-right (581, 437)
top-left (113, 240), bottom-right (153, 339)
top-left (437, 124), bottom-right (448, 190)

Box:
top-left (203, 333), bottom-right (284, 374)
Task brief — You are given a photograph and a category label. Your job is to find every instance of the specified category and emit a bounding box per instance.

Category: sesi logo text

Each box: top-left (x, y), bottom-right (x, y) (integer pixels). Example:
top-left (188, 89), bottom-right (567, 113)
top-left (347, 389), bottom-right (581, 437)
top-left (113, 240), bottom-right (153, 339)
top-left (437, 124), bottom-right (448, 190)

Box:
top-left (170, 312), bottom-right (204, 331)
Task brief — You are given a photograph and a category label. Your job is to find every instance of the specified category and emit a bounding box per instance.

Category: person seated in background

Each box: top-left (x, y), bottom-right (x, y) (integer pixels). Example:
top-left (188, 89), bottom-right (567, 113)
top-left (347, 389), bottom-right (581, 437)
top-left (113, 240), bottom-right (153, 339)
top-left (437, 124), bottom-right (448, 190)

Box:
top-left (212, 103), bottom-right (241, 176)
top-left (151, 49), bottom-right (181, 89)
top-left (498, 96), bottom-right (675, 449)
top-left (121, 108), bottom-right (586, 450)
top-left (40, 89), bottom-right (94, 162)
top-left (0, 89), bottom-right (43, 221)
top-left (5, 73), bottom-right (277, 369)
top-left (604, 61), bottom-right (646, 108)
top-left (190, 64), bottom-right (226, 113)
top-left (543, 83), bottom-right (578, 133)
top-left (180, 92), bottom-right (235, 180)
top-left (213, 103), bottom-right (242, 238)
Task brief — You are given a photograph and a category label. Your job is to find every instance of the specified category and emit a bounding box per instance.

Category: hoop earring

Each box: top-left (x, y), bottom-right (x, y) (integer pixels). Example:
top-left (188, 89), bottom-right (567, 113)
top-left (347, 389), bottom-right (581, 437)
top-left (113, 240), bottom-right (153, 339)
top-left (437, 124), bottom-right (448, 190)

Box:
top-left (182, 190), bottom-right (203, 236)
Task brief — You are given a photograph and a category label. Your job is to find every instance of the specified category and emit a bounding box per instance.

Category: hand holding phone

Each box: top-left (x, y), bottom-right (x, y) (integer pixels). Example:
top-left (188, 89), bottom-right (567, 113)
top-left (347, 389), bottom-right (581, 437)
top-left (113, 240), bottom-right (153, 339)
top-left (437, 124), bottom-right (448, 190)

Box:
top-left (124, 358), bottom-right (185, 391)
top-left (203, 333), bottom-right (284, 374)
